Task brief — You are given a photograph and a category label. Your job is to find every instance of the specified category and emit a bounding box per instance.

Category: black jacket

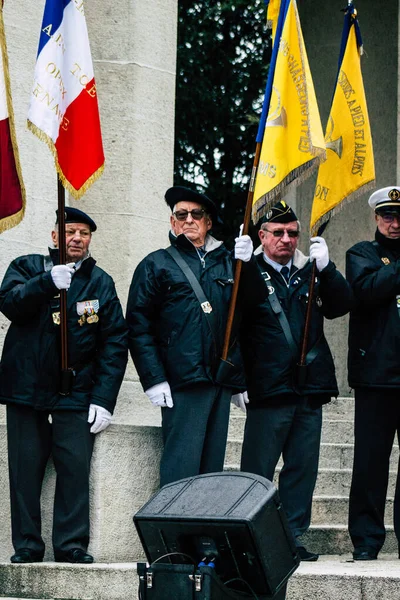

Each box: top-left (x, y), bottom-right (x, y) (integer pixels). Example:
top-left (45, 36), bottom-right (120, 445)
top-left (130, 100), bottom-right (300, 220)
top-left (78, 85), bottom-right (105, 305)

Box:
top-left (126, 232), bottom-right (258, 393)
top-left (0, 250), bottom-right (128, 412)
top-left (347, 235), bottom-right (400, 389)
top-left (241, 250), bottom-right (353, 406)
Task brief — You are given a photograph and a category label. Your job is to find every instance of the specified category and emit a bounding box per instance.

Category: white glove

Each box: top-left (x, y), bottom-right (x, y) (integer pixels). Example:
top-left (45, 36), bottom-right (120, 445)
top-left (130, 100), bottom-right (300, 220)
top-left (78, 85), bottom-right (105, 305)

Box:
top-left (88, 404), bottom-right (112, 434)
top-left (309, 237), bottom-right (329, 272)
top-left (231, 391), bottom-right (249, 412)
top-left (145, 381), bottom-right (174, 408)
top-left (234, 225), bottom-right (253, 263)
top-left (51, 263), bottom-right (75, 290)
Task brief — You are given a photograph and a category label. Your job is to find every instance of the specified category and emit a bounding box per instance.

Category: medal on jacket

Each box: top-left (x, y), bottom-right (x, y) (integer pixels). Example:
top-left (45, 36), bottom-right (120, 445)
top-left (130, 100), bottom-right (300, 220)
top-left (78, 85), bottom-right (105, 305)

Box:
top-left (52, 311), bottom-right (60, 325)
top-left (381, 257), bottom-right (390, 265)
top-left (76, 299), bottom-right (100, 325)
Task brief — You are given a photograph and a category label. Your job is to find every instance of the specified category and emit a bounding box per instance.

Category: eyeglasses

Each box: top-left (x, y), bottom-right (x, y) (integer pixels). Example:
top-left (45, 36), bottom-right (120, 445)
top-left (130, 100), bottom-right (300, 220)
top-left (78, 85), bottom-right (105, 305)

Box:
top-left (379, 214), bottom-right (400, 224)
top-left (263, 228), bottom-right (299, 238)
top-left (173, 209), bottom-right (206, 221)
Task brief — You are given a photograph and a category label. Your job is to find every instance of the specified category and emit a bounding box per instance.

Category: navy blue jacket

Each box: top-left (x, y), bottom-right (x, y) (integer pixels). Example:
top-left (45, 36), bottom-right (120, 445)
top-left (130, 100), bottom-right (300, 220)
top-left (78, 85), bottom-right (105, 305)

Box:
top-left (0, 250), bottom-right (128, 412)
top-left (126, 233), bottom-right (259, 393)
top-left (241, 250), bottom-right (353, 406)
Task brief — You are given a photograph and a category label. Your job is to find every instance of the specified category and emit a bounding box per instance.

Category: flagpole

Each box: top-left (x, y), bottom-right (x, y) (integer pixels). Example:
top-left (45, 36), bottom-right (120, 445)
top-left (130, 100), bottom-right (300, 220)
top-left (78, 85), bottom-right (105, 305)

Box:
top-left (221, 142), bottom-right (261, 360)
top-left (221, 0), bottom-right (290, 361)
top-left (57, 176), bottom-right (73, 394)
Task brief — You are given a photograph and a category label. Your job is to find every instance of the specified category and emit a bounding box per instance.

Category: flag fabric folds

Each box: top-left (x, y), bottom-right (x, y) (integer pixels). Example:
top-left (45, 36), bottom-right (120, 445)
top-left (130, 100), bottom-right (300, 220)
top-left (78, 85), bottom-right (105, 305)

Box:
top-left (265, 0), bottom-right (281, 40)
top-left (28, 0), bottom-right (104, 199)
top-left (0, 3), bottom-right (26, 233)
top-left (253, 0), bottom-right (326, 224)
top-left (310, 4), bottom-right (375, 235)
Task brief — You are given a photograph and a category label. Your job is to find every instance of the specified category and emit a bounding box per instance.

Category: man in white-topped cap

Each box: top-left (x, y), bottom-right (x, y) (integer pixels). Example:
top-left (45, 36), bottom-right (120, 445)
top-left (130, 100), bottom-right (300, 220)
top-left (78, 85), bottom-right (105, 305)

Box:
top-left (347, 186), bottom-right (400, 560)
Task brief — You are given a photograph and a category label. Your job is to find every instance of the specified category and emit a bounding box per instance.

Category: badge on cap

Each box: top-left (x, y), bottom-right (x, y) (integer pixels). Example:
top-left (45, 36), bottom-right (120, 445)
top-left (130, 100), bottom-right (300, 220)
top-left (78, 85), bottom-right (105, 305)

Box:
top-left (389, 189), bottom-right (400, 201)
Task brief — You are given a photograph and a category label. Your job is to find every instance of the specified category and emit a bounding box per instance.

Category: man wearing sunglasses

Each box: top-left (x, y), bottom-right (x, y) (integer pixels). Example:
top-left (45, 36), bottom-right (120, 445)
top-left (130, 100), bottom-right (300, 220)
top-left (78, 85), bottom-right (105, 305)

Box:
top-left (127, 186), bottom-right (254, 487)
top-left (347, 187), bottom-right (400, 561)
top-left (240, 200), bottom-right (352, 561)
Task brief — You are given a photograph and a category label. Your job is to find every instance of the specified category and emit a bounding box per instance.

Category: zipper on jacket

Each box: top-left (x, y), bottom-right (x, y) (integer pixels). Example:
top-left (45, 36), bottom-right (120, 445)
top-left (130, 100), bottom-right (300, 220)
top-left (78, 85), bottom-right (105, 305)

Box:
top-left (196, 248), bottom-right (207, 269)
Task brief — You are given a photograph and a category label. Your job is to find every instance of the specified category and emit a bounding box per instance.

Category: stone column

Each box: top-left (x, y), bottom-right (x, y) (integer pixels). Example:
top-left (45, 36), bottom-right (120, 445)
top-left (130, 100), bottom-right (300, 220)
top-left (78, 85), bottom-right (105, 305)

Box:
top-left (0, 0), bottom-right (177, 561)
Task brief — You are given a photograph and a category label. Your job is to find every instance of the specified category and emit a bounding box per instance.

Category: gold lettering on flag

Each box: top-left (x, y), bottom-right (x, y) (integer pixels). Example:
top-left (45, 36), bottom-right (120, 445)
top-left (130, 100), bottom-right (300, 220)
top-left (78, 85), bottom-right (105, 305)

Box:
top-left (252, 0), bottom-right (326, 224)
top-left (311, 21), bottom-right (375, 235)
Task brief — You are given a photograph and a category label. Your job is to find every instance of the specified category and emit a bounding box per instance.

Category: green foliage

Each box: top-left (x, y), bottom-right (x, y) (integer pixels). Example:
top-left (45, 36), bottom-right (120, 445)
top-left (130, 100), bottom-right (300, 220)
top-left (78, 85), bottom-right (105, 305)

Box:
top-left (174, 0), bottom-right (271, 241)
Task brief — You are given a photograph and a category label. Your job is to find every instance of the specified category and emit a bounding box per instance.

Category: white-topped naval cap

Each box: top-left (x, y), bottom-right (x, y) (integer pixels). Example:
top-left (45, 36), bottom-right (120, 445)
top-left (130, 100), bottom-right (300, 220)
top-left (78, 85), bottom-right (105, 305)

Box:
top-left (368, 186), bottom-right (400, 211)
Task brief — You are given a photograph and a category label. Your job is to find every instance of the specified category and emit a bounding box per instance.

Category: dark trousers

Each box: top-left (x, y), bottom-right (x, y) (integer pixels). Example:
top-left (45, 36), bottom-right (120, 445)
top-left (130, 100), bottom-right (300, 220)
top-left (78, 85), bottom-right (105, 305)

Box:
top-left (240, 396), bottom-right (322, 540)
top-left (160, 384), bottom-right (232, 487)
top-left (349, 388), bottom-right (400, 552)
top-left (6, 404), bottom-right (94, 556)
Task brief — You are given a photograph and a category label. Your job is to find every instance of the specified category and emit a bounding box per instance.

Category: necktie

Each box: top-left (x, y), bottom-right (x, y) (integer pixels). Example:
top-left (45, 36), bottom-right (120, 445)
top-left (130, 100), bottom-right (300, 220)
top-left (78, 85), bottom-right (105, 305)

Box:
top-left (280, 266), bottom-right (290, 283)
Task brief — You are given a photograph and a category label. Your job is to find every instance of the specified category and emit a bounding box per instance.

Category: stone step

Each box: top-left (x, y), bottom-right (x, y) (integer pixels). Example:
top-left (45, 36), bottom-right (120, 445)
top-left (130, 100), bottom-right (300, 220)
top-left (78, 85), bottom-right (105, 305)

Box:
top-left (228, 415), bottom-right (355, 443)
top-left (311, 496), bottom-right (394, 526)
top-left (301, 525), bottom-right (397, 555)
top-left (0, 562), bottom-right (138, 600)
top-left (224, 466), bottom-right (398, 498)
top-left (287, 554), bottom-right (400, 600)
top-left (1, 556), bottom-right (400, 600)
top-left (225, 440), bottom-right (399, 470)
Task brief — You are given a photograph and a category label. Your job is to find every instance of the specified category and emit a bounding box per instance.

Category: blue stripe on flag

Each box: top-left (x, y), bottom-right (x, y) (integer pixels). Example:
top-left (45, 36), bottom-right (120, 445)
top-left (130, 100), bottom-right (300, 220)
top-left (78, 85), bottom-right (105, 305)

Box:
top-left (37, 0), bottom-right (72, 57)
top-left (337, 3), bottom-right (363, 74)
top-left (256, 0), bottom-right (290, 143)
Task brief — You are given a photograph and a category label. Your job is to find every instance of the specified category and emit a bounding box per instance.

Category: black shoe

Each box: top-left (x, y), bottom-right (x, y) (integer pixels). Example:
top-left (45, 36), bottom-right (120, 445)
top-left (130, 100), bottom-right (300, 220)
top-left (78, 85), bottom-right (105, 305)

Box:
top-left (297, 546), bottom-right (319, 562)
top-left (10, 548), bottom-right (44, 564)
top-left (353, 547), bottom-right (378, 561)
top-left (55, 548), bottom-right (94, 564)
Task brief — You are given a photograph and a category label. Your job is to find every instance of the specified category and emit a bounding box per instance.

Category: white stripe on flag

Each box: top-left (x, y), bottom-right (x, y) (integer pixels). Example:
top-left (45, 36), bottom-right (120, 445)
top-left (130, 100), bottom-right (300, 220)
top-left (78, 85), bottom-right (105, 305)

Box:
top-left (28, 1), bottom-right (94, 143)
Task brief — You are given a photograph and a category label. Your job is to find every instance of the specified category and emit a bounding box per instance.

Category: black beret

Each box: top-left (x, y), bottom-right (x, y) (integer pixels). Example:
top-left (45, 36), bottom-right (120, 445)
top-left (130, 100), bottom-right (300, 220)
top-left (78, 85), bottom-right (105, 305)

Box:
top-left (165, 186), bottom-right (219, 222)
top-left (56, 207), bottom-right (97, 232)
top-left (260, 200), bottom-right (298, 224)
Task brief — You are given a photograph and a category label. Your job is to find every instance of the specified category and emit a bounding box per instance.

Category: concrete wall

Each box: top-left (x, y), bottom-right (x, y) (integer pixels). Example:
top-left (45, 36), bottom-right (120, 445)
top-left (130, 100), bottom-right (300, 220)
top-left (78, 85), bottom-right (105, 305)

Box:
top-left (297, 0), bottom-right (398, 394)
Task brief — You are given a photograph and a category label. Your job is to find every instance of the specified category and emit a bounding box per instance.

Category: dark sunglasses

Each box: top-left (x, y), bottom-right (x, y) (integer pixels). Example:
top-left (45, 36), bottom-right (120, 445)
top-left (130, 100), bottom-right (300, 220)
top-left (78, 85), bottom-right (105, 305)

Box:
top-left (378, 213), bottom-right (400, 223)
top-left (264, 229), bottom-right (299, 238)
top-left (173, 209), bottom-right (206, 221)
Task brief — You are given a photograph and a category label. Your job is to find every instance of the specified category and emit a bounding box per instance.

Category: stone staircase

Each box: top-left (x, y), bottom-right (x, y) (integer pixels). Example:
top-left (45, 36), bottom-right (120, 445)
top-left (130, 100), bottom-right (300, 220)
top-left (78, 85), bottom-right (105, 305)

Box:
top-left (0, 393), bottom-right (399, 599)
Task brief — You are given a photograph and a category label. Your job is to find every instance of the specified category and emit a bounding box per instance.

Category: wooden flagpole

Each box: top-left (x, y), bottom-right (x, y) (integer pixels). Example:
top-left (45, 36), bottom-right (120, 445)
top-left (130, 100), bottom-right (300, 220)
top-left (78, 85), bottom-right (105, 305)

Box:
top-left (57, 175), bottom-right (73, 394)
top-left (221, 142), bottom-right (261, 360)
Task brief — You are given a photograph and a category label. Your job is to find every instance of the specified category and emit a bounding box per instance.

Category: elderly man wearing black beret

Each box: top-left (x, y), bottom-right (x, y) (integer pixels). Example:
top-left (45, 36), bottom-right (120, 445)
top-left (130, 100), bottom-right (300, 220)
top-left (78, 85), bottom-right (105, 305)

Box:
top-left (0, 207), bottom-right (128, 564)
top-left (240, 200), bottom-right (353, 561)
top-left (127, 186), bottom-right (254, 487)
top-left (347, 186), bottom-right (400, 561)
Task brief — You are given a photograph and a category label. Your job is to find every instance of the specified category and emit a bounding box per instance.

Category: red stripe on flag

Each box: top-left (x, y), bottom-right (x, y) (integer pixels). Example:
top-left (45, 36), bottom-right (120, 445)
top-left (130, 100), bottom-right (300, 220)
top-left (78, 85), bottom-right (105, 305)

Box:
top-left (55, 78), bottom-right (104, 194)
top-left (0, 117), bottom-right (23, 220)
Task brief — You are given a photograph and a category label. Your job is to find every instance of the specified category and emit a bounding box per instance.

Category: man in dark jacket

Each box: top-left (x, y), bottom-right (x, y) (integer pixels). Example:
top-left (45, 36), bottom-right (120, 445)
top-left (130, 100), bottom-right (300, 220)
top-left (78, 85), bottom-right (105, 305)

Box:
top-left (240, 200), bottom-right (353, 561)
top-left (126, 186), bottom-right (254, 487)
top-left (347, 186), bottom-right (400, 560)
top-left (0, 207), bottom-right (128, 564)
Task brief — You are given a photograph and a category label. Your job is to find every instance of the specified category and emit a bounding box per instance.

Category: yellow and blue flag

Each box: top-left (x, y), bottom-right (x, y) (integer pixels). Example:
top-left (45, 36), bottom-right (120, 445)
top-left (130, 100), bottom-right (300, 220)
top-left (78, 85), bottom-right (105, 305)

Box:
top-left (253, 0), bottom-right (326, 224)
top-left (310, 3), bottom-right (375, 235)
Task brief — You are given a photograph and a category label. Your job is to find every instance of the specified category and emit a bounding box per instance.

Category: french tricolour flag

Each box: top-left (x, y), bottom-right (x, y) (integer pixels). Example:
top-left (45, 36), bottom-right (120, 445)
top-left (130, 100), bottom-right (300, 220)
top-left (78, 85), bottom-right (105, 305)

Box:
top-left (0, 2), bottom-right (26, 233)
top-left (28, 0), bottom-right (104, 199)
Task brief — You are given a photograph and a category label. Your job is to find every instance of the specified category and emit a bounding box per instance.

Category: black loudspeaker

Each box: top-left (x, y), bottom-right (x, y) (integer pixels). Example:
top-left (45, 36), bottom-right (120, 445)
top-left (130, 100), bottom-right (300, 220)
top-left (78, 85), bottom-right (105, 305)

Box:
top-left (134, 472), bottom-right (299, 598)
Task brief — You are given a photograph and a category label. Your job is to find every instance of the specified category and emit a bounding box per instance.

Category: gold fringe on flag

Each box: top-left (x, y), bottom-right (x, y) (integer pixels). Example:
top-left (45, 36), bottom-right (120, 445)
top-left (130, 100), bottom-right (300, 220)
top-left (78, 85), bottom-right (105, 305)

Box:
top-left (0, 5), bottom-right (26, 234)
top-left (27, 120), bottom-right (105, 200)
